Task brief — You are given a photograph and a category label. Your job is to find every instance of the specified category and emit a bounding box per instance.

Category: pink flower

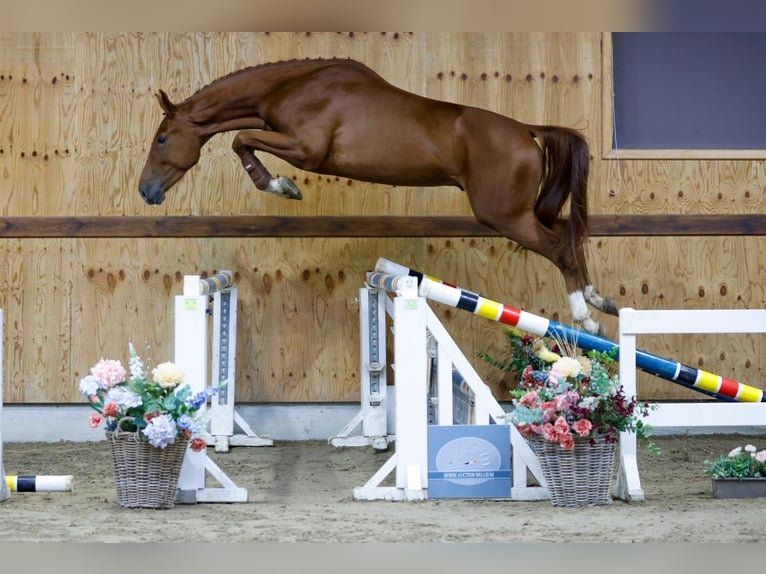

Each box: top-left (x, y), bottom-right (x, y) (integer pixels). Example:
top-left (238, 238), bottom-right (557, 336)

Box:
top-left (553, 416), bottom-right (569, 435)
top-left (88, 413), bottom-right (102, 428)
top-left (542, 423), bottom-right (558, 442)
top-left (90, 359), bottom-right (126, 388)
top-left (102, 401), bottom-right (118, 417)
top-left (519, 391), bottom-right (538, 407)
top-left (559, 432), bottom-right (575, 450)
top-left (572, 419), bottom-right (592, 437)
top-left (540, 401), bottom-right (557, 422)
top-left (554, 394), bottom-right (570, 412)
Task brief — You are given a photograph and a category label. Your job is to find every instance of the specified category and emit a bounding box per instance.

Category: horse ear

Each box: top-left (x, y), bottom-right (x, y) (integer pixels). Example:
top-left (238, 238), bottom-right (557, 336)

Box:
top-left (156, 90), bottom-right (178, 117)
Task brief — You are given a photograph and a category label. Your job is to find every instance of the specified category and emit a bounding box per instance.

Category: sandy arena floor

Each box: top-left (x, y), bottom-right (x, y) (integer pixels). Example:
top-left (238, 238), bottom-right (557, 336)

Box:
top-left (1, 433), bottom-right (766, 543)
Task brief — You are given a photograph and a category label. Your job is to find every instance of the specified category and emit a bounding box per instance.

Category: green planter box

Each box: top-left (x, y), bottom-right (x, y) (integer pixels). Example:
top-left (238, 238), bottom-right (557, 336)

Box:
top-left (712, 478), bottom-right (766, 499)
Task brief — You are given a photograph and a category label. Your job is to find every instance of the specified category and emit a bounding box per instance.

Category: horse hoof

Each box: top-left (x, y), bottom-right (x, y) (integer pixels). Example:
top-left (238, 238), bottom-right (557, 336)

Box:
top-left (602, 296), bottom-right (619, 316)
top-left (268, 177), bottom-right (302, 200)
top-left (579, 317), bottom-right (604, 336)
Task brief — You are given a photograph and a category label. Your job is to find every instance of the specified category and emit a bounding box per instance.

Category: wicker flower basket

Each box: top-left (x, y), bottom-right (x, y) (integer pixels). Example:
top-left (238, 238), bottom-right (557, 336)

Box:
top-left (106, 418), bottom-right (188, 509)
top-left (530, 434), bottom-right (616, 507)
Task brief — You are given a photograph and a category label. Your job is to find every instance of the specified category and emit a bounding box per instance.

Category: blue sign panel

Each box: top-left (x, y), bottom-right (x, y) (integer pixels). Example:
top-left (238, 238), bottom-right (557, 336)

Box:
top-left (427, 425), bottom-right (511, 499)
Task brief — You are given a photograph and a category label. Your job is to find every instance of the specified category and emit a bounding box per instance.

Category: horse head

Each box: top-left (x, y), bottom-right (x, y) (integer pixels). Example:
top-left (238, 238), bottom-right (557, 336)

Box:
top-left (138, 90), bottom-right (205, 205)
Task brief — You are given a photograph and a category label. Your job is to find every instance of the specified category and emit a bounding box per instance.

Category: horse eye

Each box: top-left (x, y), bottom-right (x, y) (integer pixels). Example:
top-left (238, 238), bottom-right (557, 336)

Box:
top-left (157, 135), bottom-right (167, 145)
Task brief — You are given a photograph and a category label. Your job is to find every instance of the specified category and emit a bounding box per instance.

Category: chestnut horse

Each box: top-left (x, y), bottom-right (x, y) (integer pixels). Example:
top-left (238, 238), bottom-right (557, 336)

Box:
top-left (138, 58), bottom-right (616, 333)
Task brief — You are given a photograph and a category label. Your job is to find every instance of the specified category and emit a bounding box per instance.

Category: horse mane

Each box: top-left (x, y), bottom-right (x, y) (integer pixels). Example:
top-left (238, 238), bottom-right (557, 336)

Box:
top-left (189, 57), bottom-right (355, 100)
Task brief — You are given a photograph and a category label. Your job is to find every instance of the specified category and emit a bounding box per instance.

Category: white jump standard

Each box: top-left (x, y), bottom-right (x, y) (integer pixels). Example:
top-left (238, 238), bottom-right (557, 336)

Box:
top-left (352, 272), bottom-right (548, 501)
top-left (616, 307), bottom-right (766, 501)
top-left (174, 271), bottom-right (257, 504)
top-left (330, 285), bottom-right (392, 450)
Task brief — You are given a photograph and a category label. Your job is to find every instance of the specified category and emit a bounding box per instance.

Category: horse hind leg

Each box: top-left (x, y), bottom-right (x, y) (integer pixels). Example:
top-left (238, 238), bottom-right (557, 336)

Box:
top-left (570, 240), bottom-right (619, 317)
top-left (482, 212), bottom-right (607, 335)
top-left (568, 290), bottom-right (606, 336)
top-left (584, 285), bottom-right (619, 316)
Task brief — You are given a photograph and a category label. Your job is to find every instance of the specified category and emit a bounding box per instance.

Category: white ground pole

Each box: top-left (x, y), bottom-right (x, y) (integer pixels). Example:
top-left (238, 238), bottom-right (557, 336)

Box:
top-left (352, 276), bottom-right (548, 502)
top-left (174, 274), bottom-right (248, 503)
top-left (0, 309), bottom-right (9, 502)
top-left (615, 308), bottom-right (766, 502)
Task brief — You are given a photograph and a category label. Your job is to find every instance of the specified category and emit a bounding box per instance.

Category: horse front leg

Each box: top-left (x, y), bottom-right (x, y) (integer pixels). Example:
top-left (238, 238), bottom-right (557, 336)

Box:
top-left (232, 132), bottom-right (302, 200)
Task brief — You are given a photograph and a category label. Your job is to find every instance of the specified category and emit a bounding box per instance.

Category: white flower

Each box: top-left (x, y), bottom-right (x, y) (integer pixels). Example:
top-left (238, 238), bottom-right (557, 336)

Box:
top-left (552, 356), bottom-right (582, 379)
top-left (105, 387), bottom-right (142, 409)
top-left (152, 362), bottom-right (184, 389)
top-left (128, 343), bottom-right (146, 380)
top-left (756, 451), bottom-right (766, 464)
top-left (78, 375), bottom-right (100, 397)
top-left (728, 446), bottom-right (743, 458)
top-left (142, 414), bottom-right (178, 448)
top-left (745, 444), bottom-right (757, 456)
top-left (578, 396), bottom-right (599, 411)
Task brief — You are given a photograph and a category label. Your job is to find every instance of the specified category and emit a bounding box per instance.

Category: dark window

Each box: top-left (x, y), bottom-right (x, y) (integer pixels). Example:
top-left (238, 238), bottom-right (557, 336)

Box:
top-left (611, 33), bottom-right (766, 149)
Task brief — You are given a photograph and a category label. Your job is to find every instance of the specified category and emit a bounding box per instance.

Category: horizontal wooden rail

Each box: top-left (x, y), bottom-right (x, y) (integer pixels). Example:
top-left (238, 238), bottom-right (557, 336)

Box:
top-left (1, 214), bottom-right (766, 238)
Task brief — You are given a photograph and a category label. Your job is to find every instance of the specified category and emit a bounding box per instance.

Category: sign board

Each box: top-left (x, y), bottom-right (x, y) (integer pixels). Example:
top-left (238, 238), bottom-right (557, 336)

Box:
top-left (427, 425), bottom-right (511, 499)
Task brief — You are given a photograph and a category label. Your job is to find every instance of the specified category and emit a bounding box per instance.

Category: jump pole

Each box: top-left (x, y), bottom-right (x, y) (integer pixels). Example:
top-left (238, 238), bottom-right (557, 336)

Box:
top-left (174, 271), bottom-right (249, 503)
top-left (5, 475), bottom-right (73, 492)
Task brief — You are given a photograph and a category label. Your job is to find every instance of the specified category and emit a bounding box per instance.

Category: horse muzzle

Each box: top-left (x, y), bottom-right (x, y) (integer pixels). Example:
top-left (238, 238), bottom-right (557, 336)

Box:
top-left (139, 182), bottom-right (166, 205)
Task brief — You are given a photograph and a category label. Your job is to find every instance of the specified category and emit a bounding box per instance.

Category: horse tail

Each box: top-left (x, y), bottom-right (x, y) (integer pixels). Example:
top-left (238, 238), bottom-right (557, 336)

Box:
top-left (530, 125), bottom-right (590, 281)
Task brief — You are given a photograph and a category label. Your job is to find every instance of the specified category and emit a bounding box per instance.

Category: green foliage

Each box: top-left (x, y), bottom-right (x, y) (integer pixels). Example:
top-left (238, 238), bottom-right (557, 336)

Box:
top-left (480, 327), bottom-right (661, 454)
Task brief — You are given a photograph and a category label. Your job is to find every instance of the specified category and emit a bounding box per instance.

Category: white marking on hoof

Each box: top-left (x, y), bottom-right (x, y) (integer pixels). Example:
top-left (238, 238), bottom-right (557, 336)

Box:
top-left (266, 177), bottom-right (303, 200)
top-left (569, 290), bottom-right (604, 334)
top-left (580, 318), bottom-right (604, 336)
top-left (568, 291), bottom-right (589, 322)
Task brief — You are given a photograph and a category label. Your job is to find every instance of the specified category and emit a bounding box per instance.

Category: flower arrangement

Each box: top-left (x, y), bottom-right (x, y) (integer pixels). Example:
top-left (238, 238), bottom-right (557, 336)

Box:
top-left (79, 343), bottom-right (215, 451)
top-left (704, 444), bottom-right (766, 479)
top-left (480, 327), bottom-right (658, 452)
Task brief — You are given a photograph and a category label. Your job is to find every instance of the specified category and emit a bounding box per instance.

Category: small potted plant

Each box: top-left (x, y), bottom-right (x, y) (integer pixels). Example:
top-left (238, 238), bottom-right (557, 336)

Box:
top-left (704, 445), bottom-right (766, 499)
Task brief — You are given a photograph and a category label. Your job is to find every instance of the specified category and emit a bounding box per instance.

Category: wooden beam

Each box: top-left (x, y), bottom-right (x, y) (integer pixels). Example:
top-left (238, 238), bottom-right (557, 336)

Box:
top-left (1, 215), bottom-right (766, 238)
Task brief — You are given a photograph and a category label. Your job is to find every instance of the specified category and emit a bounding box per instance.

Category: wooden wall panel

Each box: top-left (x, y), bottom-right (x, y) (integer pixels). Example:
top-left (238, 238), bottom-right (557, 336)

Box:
top-left (588, 236), bottom-right (766, 399)
top-left (0, 33), bottom-right (77, 216)
top-left (1, 32), bottom-right (764, 405)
